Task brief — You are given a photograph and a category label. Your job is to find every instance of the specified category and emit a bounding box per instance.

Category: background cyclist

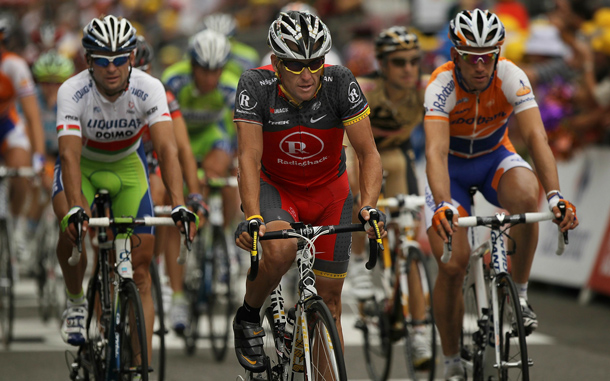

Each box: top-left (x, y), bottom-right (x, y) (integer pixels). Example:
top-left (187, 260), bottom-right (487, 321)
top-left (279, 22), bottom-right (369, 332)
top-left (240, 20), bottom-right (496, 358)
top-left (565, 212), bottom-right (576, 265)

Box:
top-left (350, 25), bottom-right (432, 370)
top-left (232, 10), bottom-right (385, 373)
top-left (133, 34), bottom-right (207, 334)
top-left (423, 9), bottom-right (579, 380)
top-left (53, 16), bottom-right (197, 359)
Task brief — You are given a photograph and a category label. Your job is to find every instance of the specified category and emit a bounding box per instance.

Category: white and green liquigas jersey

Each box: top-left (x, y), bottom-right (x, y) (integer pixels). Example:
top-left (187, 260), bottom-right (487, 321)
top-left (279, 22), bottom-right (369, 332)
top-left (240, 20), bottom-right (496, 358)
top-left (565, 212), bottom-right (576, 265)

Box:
top-left (56, 68), bottom-right (171, 162)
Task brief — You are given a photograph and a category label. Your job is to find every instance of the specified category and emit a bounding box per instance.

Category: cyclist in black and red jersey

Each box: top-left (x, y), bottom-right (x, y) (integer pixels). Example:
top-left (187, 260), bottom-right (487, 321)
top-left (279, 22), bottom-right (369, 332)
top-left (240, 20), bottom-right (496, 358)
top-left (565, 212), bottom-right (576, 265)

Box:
top-left (232, 10), bottom-right (386, 372)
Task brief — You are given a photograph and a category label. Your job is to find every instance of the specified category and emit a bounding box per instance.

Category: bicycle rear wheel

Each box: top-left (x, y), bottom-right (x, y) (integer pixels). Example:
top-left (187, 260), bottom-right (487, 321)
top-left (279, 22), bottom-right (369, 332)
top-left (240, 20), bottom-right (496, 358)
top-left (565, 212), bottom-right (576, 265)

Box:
top-left (358, 296), bottom-right (392, 381)
top-left (150, 261), bottom-right (166, 381)
top-left (207, 226), bottom-right (233, 362)
top-left (305, 298), bottom-right (348, 381)
top-left (0, 219), bottom-right (14, 348)
top-left (496, 274), bottom-right (529, 381)
top-left (118, 279), bottom-right (149, 381)
top-left (37, 211), bottom-right (64, 324)
top-left (461, 281), bottom-right (485, 381)
top-left (183, 230), bottom-right (204, 356)
top-left (403, 247), bottom-right (437, 381)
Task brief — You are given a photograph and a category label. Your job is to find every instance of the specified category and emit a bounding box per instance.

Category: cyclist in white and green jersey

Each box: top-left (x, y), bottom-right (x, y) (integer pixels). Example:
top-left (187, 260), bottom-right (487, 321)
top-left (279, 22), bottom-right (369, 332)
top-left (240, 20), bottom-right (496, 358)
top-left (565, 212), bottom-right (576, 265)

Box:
top-left (200, 12), bottom-right (260, 78)
top-left (162, 29), bottom-right (239, 229)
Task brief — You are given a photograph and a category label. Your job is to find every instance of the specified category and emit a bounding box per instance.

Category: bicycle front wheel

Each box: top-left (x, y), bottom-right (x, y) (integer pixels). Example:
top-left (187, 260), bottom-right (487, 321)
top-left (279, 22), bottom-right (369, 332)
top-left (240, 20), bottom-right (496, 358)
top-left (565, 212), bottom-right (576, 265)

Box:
top-left (118, 279), bottom-right (149, 381)
top-left (0, 219), bottom-right (14, 348)
top-left (305, 298), bottom-right (348, 381)
top-left (84, 266), bottom-right (107, 380)
top-left (461, 281), bottom-right (484, 381)
top-left (150, 261), bottom-right (166, 381)
top-left (207, 226), bottom-right (233, 362)
top-left (358, 297), bottom-right (392, 381)
top-left (496, 274), bottom-right (529, 381)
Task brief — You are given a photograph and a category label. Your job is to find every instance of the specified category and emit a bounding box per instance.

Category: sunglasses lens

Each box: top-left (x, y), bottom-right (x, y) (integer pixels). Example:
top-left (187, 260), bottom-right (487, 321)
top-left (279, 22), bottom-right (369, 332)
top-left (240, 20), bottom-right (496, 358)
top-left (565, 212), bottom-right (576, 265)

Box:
top-left (113, 56), bottom-right (129, 67)
top-left (462, 52), bottom-right (496, 65)
top-left (309, 58), bottom-right (324, 71)
top-left (92, 55), bottom-right (130, 67)
top-left (93, 58), bottom-right (111, 67)
top-left (284, 61), bottom-right (305, 73)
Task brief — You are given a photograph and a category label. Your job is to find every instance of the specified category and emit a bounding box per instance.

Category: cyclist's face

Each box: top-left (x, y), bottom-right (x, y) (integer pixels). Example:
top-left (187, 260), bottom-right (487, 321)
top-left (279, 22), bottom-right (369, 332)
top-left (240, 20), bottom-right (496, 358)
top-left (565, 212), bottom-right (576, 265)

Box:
top-left (192, 64), bottom-right (223, 94)
top-left (381, 50), bottom-right (421, 90)
top-left (452, 46), bottom-right (497, 92)
top-left (272, 55), bottom-right (323, 104)
top-left (88, 51), bottom-right (133, 98)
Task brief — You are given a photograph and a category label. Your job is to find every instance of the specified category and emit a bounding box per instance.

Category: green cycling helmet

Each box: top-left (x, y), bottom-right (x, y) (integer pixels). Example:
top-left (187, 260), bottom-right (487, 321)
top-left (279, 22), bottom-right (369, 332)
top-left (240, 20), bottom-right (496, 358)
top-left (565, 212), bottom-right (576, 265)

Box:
top-left (32, 50), bottom-right (75, 83)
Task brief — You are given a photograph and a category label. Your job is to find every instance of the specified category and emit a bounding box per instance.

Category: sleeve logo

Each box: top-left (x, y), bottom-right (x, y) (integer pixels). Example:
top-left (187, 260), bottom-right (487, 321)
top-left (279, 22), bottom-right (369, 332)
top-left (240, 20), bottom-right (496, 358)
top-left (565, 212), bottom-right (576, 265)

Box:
top-left (238, 90), bottom-right (257, 111)
top-left (347, 82), bottom-right (362, 104)
top-left (516, 80), bottom-right (531, 96)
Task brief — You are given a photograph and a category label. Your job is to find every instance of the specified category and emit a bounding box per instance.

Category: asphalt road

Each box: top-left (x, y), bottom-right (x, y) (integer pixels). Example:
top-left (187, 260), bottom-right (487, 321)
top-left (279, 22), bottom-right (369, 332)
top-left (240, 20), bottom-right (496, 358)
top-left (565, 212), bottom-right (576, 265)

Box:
top-left (2, 276), bottom-right (610, 381)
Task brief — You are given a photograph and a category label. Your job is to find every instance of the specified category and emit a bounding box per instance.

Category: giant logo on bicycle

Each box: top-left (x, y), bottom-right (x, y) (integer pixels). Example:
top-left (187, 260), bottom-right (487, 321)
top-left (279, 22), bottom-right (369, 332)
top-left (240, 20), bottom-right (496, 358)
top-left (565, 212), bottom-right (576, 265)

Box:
top-left (280, 132), bottom-right (324, 160)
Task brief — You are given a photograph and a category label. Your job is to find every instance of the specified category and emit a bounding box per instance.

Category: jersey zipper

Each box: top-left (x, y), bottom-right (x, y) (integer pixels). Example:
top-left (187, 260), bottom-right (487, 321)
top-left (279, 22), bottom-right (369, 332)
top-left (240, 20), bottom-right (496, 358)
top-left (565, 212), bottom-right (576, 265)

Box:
top-left (470, 94), bottom-right (480, 155)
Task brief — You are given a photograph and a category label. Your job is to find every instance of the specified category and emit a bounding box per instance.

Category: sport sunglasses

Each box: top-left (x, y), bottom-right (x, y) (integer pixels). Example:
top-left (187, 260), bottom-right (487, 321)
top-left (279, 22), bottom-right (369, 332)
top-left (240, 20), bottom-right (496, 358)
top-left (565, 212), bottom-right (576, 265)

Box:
top-left (280, 57), bottom-right (325, 75)
top-left (455, 48), bottom-right (499, 65)
top-left (90, 53), bottom-right (131, 68)
top-left (388, 56), bottom-right (421, 67)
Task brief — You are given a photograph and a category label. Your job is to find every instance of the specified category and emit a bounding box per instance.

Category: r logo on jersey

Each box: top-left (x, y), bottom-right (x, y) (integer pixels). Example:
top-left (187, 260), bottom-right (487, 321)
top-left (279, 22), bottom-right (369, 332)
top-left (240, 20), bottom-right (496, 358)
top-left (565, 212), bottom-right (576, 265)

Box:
top-left (280, 132), bottom-right (324, 160)
top-left (238, 90), bottom-right (257, 110)
top-left (347, 82), bottom-right (362, 104)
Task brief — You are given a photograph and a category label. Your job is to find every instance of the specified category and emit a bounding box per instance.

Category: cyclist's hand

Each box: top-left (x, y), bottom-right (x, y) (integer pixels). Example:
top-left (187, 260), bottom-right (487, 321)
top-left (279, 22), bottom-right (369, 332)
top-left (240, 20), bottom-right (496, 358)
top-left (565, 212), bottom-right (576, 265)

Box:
top-left (547, 192), bottom-right (579, 232)
top-left (186, 193), bottom-right (209, 227)
top-left (171, 205), bottom-right (199, 242)
top-left (432, 201), bottom-right (459, 242)
top-left (60, 206), bottom-right (89, 246)
top-left (358, 206), bottom-right (387, 239)
top-left (234, 217), bottom-right (266, 251)
top-left (32, 152), bottom-right (45, 174)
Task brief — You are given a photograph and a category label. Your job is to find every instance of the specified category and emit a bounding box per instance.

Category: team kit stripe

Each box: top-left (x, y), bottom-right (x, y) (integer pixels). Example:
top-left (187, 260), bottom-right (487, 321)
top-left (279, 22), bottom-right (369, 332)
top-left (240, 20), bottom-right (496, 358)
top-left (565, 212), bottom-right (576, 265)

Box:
top-left (84, 127), bottom-right (146, 154)
top-left (56, 124), bottom-right (81, 132)
top-left (343, 105), bottom-right (370, 126)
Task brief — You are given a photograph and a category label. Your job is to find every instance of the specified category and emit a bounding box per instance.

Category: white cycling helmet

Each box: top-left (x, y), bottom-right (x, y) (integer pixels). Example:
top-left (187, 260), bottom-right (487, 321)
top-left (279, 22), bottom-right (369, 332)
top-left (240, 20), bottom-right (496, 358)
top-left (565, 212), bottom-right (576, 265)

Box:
top-left (82, 15), bottom-right (137, 53)
top-left (189, 29), bottom-right (231, 69)
top-left (449, 9), bottom-right (505, 48)
top-left (267, 11), bottom-right (332, 60)
top-left (201, 13), bottom-right (237, 37)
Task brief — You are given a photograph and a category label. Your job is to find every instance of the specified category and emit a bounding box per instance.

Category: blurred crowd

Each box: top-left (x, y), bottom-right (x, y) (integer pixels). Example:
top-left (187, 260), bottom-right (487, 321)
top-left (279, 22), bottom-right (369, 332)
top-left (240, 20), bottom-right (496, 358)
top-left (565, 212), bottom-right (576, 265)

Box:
top-left (2, 0), bottom-right (610, 161)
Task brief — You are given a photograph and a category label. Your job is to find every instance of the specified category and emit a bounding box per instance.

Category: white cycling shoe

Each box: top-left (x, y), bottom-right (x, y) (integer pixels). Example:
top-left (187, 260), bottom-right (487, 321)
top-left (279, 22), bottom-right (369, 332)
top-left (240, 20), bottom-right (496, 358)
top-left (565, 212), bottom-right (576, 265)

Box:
top-left (61, 303), bottom-right (88, 346)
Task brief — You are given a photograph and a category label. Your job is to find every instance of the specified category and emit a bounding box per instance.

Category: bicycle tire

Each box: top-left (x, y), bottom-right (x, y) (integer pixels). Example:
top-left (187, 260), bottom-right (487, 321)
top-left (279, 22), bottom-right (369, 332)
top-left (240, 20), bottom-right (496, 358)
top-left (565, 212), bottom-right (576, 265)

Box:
top-left (150, 260), bottom-right (166, 381)
top-left (496, 274), bottom-right (529, 381)
top-left (460, 280), bottom-right (485, 381)
top-left (207, 226), bottom-right (233, 362)
top-left (118, 279), bottom-right (149, 381)
top-left (183, 228), bottom-right (205, 356)
top-left (403, 246), bottom-right (437, 381)
top-left (305, 298), bottom-right (348, 381)
top-left (84, 265), bottom-right (107, 380)
top-left (0, 219), bottom-right (14, 348)
top-left (359, 296), bottom-right (392, 381)
top-left (37, 213), bottom-right (64, 324)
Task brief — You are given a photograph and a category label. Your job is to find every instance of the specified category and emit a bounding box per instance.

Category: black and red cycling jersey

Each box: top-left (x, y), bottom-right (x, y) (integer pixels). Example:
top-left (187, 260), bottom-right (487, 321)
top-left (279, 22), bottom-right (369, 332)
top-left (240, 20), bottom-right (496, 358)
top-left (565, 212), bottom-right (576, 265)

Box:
top-left (233, 64), bottom-right (370, 189)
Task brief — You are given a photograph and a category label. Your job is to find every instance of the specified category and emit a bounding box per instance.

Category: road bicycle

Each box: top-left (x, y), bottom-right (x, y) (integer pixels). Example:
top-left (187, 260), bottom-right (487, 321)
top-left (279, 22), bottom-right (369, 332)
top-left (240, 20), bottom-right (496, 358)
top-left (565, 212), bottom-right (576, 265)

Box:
top-left (149, 257), bottom-right (166, 381)
top-left (443, 189), bottom-right (568, 381)
top-left (67, 189), bottom-right (193, 381)
top-left (0, 166), bottom-right (36, 349)
top-left (237, 214), bottom-right (383, 381)
top-left (356, 194), bottom-right (437, 381)
top-left (180, 176), bottom-right (237, 360)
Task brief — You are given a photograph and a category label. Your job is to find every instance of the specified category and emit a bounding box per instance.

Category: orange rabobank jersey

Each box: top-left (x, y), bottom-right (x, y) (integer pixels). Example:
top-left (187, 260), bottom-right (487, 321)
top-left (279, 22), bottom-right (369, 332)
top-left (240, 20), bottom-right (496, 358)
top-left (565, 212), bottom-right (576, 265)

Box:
top-left (424, 58), bottom-right (537, 158)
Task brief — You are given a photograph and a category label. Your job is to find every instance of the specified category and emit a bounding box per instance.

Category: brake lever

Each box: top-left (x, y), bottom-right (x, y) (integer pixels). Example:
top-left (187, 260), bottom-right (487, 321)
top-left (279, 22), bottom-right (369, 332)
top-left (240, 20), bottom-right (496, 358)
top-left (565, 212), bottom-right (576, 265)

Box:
top-left (247, 219), bottom-right (262, 281)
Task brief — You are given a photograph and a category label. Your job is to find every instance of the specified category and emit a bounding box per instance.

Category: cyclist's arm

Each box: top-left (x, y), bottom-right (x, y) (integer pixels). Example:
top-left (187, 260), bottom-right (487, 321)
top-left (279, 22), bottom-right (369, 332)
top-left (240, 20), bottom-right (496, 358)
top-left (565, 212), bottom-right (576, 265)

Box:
top-left (149, 120), bottom-right (186, 207)
top-left (19, 93), bottom-right (45, 157)
top-left (424, 118), bottom-right (452, 205)
top-left (58, 135), bottom-right (83, 208)
top-left (236, 120), bottom-right (264, 231)
top-left (345, 116), bottom-right (382, 209)
top-left (172, 114), bottom-right (201, 195)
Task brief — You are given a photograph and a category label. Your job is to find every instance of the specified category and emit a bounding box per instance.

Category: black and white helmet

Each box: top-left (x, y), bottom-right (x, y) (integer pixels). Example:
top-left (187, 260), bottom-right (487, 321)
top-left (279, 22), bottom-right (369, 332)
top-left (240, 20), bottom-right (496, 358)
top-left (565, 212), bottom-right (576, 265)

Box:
top-left (267, 11), bottom-right (332, 60)
top-left (375, 26), bottom-right (419, 58)
top-left (134, 35), bottom-right (154, 69)
top-left (201, 13), bottom-right (237, 37)
top-left (449, 9), bottom-right (505, 48)
top-left (82, 15), bottom-right (137, 53)
top-left (189, 29), bottom-right (231, 69)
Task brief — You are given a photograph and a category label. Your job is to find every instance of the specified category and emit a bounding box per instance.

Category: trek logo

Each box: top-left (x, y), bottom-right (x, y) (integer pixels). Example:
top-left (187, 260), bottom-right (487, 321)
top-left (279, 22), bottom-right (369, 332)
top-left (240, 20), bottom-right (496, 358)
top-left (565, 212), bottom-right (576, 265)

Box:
top-left (238, 90), bottom-right (257, 111)
top-left (347, 81), bottom-right (361, 104)
top-left (432, 80), bottom-right (455, 110)
top-left (280, 131), bottom-right (324, 160)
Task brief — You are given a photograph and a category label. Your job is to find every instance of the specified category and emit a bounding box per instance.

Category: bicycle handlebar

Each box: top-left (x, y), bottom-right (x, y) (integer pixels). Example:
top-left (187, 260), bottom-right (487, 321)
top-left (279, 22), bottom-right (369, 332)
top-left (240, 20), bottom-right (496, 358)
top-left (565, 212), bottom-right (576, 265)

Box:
top-left (376, 194), bottom-right (426, 210)
top-left (246, 222), bottom-right (380, 281)
top-left (68, 216), bottom-right (176, 266)
top-left (440, 205), bottom-right (568, 263)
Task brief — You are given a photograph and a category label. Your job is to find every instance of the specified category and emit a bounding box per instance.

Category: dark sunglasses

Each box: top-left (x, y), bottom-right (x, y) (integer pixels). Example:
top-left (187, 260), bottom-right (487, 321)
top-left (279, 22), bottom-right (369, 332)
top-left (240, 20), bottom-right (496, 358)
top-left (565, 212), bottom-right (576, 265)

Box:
top-left (280, 57), bottom-right (325, 74)
top-left (90, 53), bottom-right (131, 68)
top-left (388, 57), bottom-right (421, 67)
top-left (455, 48), bottom-right (499, 65)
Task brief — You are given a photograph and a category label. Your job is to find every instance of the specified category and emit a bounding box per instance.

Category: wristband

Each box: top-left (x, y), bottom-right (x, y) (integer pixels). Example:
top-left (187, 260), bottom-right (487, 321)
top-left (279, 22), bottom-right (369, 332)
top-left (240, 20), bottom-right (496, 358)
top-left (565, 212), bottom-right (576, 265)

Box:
top-left (246, 214), bottom-right (264, 222)
top-left (547, 191), bottom-right (564, 212)
top-left (546, 190), bottom-right (561, 199)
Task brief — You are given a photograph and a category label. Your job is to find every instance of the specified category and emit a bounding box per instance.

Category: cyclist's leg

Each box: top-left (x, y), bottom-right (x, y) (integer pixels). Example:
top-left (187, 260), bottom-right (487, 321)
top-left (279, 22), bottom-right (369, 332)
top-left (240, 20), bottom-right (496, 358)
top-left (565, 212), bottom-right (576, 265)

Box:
top-left (131, 234), bottom-right (155, 362)
top-left (201, 144), bottom-right (235, 227)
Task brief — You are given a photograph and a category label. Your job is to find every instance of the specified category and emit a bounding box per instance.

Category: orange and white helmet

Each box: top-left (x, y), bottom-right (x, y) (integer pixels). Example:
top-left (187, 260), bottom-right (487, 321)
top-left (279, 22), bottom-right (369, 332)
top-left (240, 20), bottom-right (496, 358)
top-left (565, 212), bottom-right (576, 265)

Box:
top-left (449, 9), bottom-right (505, 48)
